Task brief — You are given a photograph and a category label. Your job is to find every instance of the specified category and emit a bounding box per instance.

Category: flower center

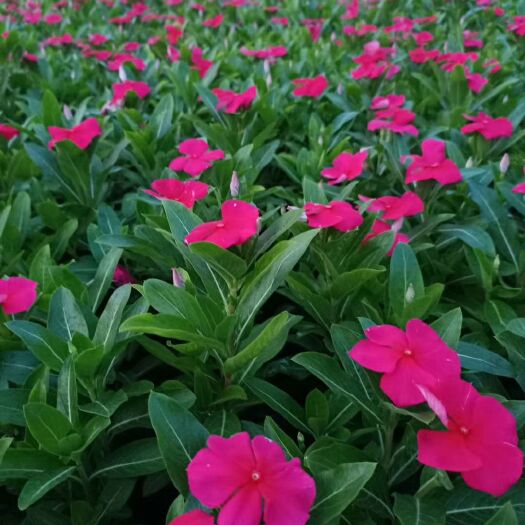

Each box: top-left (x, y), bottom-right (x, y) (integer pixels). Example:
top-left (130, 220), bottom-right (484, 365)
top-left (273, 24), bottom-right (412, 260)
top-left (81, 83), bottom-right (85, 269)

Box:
top-left (403, 349), bottom-right (413, 357)
top-left (251, 471), bottom-right (261, 482)
top-left (216, 222), bottom-right (225, 228)
top-left (459, 426), bottom-right (470, 435)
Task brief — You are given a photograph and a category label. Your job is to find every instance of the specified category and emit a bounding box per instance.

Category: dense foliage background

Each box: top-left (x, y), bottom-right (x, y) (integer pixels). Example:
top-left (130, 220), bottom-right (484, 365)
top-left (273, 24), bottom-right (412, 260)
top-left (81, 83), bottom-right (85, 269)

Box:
top-left (2, 0), bottom-right (525, 523)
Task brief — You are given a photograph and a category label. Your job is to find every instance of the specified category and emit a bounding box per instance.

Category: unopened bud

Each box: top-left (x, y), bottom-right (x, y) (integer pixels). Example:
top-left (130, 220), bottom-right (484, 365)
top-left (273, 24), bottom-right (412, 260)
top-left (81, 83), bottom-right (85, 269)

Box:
top-left (230, 171), bottom-right (240, 197)
top-left (118, 65), bottom-right (127, 81)
top-left (63, 105), bottom-right (72, 120)
top-left (465, 157), bottom-right (474, 168)
top-left (500, 153), bottom-right (510, 174)
top-left (172, 268), bottom-right (185, 288)
top-left (405, 283), bottom-right (415, 303)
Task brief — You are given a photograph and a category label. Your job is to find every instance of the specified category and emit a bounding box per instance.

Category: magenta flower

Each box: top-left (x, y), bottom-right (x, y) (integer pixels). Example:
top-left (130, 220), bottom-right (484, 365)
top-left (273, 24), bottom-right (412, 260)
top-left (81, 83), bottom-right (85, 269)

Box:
top-left (241, 46), bottom-right (287, 61)
top-left (404, 139), bottom-right (462, 185)
top-left (464, 70), bottom-right (488, 93)
top-left (352, 41), bottom-right (399, 80)
top-left (418, 378), bottom-right (523, 496)
top-left (321, 150), bottom-right (368, 185)
top-left (169, 510), bottom-right (214, 525)
top-left (292, 75), bottom-right (329, 98)
top-left (107, 53), bottom-right (146, 71)
top-left (0, 124), bottom-right (19, 140)
top-left (349, 320), bottom-right (461, 407)
top-left (304, 201), bottom-right (363, 232)
top-left (363, 219), bottom-right (410, 256)
top-left (169, 139), bottom-right (224, 177)
top-left (368, 108), bottom-right (419, 136)
top-left (113, 266), bottom-right (136, 286)
top-left (211, 86), bottom-right (257, 114)
top-left (111, 80), bottom-right (151, 107)
top-left (144, 179), bottom-right (209, 208)
top-left (191, 47), bottom-right (214, 78)
top-left (48, 118), bottom-right (102, 150)
top-left (461, 112), bottom-right (513, 140)
top-left (187, 432), bottom-right (316, 525)
top-left (513, 182), bottom-right (525, 194)
top-left (370, 94), bottom-right (405, 111)
top-left (185, 200), bottom-right (259, 249)
top-left (0, 277), bottom-right (38, 315)
top-left (362, 191), bottom-right (424, 220)
top-left (203, 14), bottom-right (224, 28)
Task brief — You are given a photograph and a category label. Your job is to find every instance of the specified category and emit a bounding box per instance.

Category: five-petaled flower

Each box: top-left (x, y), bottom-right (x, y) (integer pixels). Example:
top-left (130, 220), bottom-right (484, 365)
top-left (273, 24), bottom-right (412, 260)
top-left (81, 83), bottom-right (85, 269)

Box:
top-left (144, 179), bottom-right (209, 208)
top-left (169, 510), bottom-right (214, 525)
top-left (185, 200), bottom-right (259, 249)
top-left (0, 124), bottom-right (19, 141)
top-left (361, 191), bottom-right (424, 220)
top-left (292, 75), bottom-right (329, 97)
top-left (304, 201), bottom-right (363, 232)
top-left (404, 139), bottom-right (462, 185)
top-left (417, 378), bottom-right (524, 496)
top-left (461, 112), bottom-right (513, 140)
top-left (321, 150), bottom-right (368, 185)
top-left (349, 320), bottom-right (461, 407)
top-left (0, 277), bottom-right (38, 315)
top-left (211, 86), bottom-right (257, 113)
top-left (48, 118), bottom-right (102, 150)
top-left (169, 139), bottom-right (225, 177)
top-left (187, 432), bottom-right (316, 525)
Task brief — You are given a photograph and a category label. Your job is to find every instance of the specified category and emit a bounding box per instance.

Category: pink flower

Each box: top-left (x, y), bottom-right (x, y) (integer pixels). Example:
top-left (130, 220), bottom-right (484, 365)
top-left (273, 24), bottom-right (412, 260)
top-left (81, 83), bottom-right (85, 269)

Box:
top-left (349, 320), bottom-right (461, 407)
top-left (185, 200), bottom-right (259, 249)
top-left (203, 14), bottom-right (224, 28)
top-left (48, 118), bottom-right (102, 150)
top-left (464, 70), bottom-right (488, 93)
top-left (43, 13), bottom-right (62, 24)
top-left (169, 139), bottom-right (224, 177)
top-left (144, 179), bottom-right (209, 208)
top-left (107, 53), bottom-right (146, 71)
top-left (113, 266), bottom-right (136, 285)
top-left (0, 277), bottom-right (38, 315)
top-left (461, 112), bottom-right (513, 140)
top-left (187, 432), bottom-right (316, 525)
top-left (0, 124), bottom-right (19, 140)
top-left (191, 47), bottom-right (214, 78)
top-left (362, 191), bottom-right (424, 220)
top-left (352, 41), bottom-right (398, 80)
top-left (211, 86), bottom-right (257, 114)
top-left (89, 33), bottom-right (109, 46)
top-left (321, 150), bottom-right (368, 185)
top-left (513, 182), bottom-right (525, 194)
top-left (304, 201), bottom-right (363, 232)
top-left (111, 80), bottom-right (151, 106)
top-left (22, 52), bottom-right (39, 62)
top-left (404, 139), bottom-right (462, 185)
top-left (463, 30), bottom-right (483, 48)
top-left (417, 378), bottom-right (523, 496)
top-left (169, 510), bottom-right (214, 525)
top-left (241, 46), bottom-right (287, 61)
top-left (370, 94), bottom-right (405, 111)
top-left (166, 25), bottom-right (183, 45)
top-left (292, 75), bottom-right (328, 97)
top-left (363, 219), bottom-right (409, 256)
top-left (368, 108), bottom-right (419, 136)
top-left (409, 47), bottom-right (440, 64)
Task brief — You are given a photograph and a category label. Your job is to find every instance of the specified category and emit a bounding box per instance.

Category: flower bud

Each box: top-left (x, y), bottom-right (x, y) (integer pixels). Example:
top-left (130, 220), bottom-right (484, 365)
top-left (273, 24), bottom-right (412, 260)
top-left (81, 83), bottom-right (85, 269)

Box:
top-left (500, 153), bottom-right (510, 174)
top-left (172, 268), bottom-right (185, 288)
top-left (230, 171), bottom-right (240, 197)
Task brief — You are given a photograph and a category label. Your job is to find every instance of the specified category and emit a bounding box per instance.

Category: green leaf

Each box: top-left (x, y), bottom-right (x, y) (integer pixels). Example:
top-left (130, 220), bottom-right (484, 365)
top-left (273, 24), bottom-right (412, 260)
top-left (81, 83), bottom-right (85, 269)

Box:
top-left (0, 388), bottom-right (29, 426)
top-left (24, 403), bottom-right (80, 456)
top-left (148, 392), bottom-right (209, 494)
top-left (394, 494), bottom-right (446, 525)
top-left (0, 448), bottom-right (63, 481)
top-left (151, 94), bottom-right (174, 139)
top-left (18, 466), bottom-right (76, 511)
top-left (244, 377), bottom-right (311, 434)
top-left (93, 284), bottom-right (131, 351)
top-left (506, 318), bottom-right (525, 338)
top-left (225, 312), bottom-right (290, 373)
top-left (293, 350), bottom-right (382, 423)
top-left (236, 229), bottom-right (318, 341)
top-left (42, 89), bottom-right (62, 127)
top-left (431, 308), bottom-right (462, 348)
top-left (484, 502), bottom-right (518, 525)
top-left (88, 248), bottom-right (123, 312)
top-left (7, 321), bottom-right (69, 371)
top-left (457, 342), bottom-right (514, 377)
top-left (57, 357), bottom-right (78, 425)
top-left (309, 462), bottom-right (376, 523)
top-left (439, 224), bottom-right (495, 256)
top-left (189, 242), bottom-right (247, 283)
top-left (48, 287), bottom-right (88, 340)
top-left (91, 438), bottom-right (164, 478)
top-left (389, 243), bottom-right (425, 323)
top-left (263, 416), bottom-right (303, 459)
